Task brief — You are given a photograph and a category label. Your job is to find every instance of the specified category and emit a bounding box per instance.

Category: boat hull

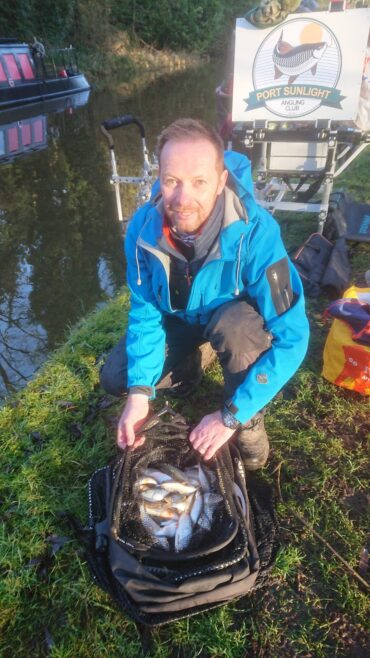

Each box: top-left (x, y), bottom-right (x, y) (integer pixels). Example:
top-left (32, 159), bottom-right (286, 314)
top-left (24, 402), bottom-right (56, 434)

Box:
top-left (0, 73), bottom-right (90, 111)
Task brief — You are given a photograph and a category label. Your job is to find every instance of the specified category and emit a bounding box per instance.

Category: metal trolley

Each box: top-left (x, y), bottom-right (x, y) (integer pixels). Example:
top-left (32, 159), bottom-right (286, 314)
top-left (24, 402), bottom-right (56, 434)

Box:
top-left (100, 115), bottom-right (158, 230)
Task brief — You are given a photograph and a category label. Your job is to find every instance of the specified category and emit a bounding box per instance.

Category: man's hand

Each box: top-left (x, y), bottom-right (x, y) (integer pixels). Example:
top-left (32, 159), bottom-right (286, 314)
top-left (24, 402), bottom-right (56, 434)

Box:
top-left (117, 394), bottom-right (150, 450)
top-left (189, 411), bottom-right (235, 460)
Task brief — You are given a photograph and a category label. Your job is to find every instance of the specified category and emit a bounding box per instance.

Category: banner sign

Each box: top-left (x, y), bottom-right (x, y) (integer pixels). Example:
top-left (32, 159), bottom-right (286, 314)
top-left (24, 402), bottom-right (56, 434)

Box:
top-left (232, 9), bottom-right (370, 122)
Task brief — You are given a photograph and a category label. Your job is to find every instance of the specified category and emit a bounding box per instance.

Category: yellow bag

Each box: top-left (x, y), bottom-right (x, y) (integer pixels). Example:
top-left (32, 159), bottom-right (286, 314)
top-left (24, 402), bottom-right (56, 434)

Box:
top-left (322, 286), bottom-right (370, 396)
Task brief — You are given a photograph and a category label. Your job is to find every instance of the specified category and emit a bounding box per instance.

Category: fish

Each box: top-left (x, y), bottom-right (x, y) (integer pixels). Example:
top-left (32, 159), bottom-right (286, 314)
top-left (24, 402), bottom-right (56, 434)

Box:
top-left (139, 504), bottom-right (170, 549)
top-left (133, 476), bottom-right (158, 491)
top-left (160, 481), bottom-right (197, 495)
top-left (143, 501), bottom-right (180, 520)
top-left (174, 511), bottom-right (193, 552)
top-left (136, 462), bottom-right (224, 552)
top-left (272, 31), bottom-right (328, 84)
top-left (203, 493), bottom-right (223, 524)
top-left (197, 464), bottom-right (210, 492)
top-left (160, 464), bottom-right (191, 482)
top-left (155, 521), bottom-right (178, 539)
top-left (141, 487), bottom-right (170, 503)
top-left (142, 469), bottom-right (172, 484)
top-left (190, 490), bottom-right (203, 525)
top-left (197, 512), bottom-right (212, 531)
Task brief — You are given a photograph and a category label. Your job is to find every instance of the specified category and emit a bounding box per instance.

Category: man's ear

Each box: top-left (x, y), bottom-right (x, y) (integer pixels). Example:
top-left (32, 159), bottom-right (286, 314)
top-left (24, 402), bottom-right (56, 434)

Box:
top-left (217, 169), bottom-right (229, 195)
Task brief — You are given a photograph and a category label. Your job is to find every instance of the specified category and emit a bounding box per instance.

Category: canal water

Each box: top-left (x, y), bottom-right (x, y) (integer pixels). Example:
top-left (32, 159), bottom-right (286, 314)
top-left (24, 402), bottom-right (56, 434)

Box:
top-left (0, 62), bottom-right (222, 399)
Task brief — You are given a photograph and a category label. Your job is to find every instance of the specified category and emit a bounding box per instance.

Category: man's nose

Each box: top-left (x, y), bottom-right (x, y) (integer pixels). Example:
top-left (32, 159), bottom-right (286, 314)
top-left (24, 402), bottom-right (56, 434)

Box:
top-left (173, 183), bottom-right (192, 207)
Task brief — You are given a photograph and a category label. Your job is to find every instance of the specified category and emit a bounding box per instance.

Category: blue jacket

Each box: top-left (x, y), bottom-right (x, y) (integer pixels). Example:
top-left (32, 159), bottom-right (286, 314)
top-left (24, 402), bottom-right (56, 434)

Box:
top-left (124, 150), bottom-right (309, 425)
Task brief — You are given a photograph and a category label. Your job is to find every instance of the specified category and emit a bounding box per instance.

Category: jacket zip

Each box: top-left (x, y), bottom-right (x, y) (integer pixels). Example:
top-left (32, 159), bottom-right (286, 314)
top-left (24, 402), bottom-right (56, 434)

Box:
top-left (138, 231), bottom-right (246, 314)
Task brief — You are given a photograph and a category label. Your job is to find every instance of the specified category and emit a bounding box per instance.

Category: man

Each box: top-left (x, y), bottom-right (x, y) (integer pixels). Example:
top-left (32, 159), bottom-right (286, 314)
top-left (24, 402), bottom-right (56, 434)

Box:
top-left (100, 118), bottom-right (309, 468)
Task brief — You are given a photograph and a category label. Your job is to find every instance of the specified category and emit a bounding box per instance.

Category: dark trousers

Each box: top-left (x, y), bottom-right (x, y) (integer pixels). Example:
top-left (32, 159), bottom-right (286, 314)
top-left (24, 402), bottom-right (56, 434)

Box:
top-left (99, 300), bottom-right (272, 401)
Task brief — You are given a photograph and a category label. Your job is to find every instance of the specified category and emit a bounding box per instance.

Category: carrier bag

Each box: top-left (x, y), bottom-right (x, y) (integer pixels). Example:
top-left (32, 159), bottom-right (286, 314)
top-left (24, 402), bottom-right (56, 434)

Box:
top-left (79, 406), bottom-right (278, 627)
top-left (291, 233), bottom-right (351, 298)
top-left (322, 286), bottom-right (370, 396)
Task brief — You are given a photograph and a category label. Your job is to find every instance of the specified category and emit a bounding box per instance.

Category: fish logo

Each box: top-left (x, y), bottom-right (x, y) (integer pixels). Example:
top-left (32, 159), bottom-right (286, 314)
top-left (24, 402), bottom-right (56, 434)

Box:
top-left (244, 17), bottom-right (343, 119)
top-left (273, 30), bottom-right (328, 84)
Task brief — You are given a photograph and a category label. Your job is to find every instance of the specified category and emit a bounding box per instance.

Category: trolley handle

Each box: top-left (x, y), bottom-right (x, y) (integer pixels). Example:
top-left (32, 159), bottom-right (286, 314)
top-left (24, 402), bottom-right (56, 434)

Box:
top-left (101, 115), bottom-right (146, 138)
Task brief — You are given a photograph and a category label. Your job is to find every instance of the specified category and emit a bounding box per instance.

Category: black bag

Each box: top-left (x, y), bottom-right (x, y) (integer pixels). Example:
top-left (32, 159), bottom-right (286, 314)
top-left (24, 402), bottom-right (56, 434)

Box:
top-left (291, 232), bottom-right (351, 298)
top-left (325, 191), bottom-right (370, 244)
top-left (77, 407), bottom-right (278, 627)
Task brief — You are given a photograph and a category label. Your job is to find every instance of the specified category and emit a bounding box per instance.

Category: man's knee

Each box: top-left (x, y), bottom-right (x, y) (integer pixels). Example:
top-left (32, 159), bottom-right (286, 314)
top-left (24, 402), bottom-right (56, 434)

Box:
top-left (204, 299), bottom-right (272, 356)
top-left (99, 336), bottom-right (128, 397)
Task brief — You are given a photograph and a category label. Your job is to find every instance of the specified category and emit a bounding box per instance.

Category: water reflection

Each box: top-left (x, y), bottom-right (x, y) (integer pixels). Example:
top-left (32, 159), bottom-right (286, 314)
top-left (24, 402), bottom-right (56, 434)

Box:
top-left (0, 62), bottom-right (221, 399)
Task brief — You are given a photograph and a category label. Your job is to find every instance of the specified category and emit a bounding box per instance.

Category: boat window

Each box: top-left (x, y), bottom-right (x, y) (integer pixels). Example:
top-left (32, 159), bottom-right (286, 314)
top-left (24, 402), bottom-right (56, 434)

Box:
top-left (33, 118), bottom-right (45, 144)
top-left (0, 130), bottom-right (5, 155)
top-left (8, 126), bottom-right (19, 152)
top-left (3, 54), bottom-right (22, 81)
top-left (21, 122), bottom-right (32, 146)
top-left (18, 53), bottom-right (35, 80)
top-left (0, 60), bottom-right (7, 83)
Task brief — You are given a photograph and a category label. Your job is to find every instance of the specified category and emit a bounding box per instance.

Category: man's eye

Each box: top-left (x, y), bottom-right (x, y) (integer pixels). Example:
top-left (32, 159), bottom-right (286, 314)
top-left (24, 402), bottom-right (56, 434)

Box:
top-left (194, 179), bottom-right (206, 186)
top-left (164, 178), bottom-right (177, 187)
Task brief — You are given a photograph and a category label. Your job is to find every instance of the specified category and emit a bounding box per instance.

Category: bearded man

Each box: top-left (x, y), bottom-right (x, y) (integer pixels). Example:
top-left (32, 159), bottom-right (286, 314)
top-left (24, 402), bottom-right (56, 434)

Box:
top-left (100, 118), bottom-right (309, 469)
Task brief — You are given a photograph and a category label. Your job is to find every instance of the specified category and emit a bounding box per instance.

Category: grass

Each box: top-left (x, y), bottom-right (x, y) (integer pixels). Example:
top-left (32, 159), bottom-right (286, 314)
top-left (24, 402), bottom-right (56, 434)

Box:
top-left (0, 152), bottom-right (369, 657)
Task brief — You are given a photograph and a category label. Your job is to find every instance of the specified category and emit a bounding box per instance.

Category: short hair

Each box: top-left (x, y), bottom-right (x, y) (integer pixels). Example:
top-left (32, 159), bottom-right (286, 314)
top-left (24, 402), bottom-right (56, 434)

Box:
top-left (156, 118), bottom-right (225, 171)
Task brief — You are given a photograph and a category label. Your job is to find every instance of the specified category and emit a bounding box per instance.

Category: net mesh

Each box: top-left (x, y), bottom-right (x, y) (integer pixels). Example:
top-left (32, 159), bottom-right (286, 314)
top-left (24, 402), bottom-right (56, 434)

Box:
top-left (110, 411), bottom-right (248, 568)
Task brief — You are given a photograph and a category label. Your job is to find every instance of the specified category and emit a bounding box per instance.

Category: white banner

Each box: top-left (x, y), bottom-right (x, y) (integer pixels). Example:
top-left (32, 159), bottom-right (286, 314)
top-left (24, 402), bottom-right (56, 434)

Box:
top-left (232, 9), bottom-right (370, 122)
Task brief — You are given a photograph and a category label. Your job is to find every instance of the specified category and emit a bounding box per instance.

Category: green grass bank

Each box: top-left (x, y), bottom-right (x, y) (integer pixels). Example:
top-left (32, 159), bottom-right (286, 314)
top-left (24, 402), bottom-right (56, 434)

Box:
top-left (0, 152), bottom-right (369, 656)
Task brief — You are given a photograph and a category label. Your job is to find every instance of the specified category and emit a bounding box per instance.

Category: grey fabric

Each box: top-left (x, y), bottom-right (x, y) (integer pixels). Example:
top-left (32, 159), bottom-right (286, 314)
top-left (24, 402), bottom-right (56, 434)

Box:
top-left (203, 299), bottom-right (272, 401)
top-left (99, 316), bottom-right (205, 397)
top-left (100, 299), bottom-right (272, 403)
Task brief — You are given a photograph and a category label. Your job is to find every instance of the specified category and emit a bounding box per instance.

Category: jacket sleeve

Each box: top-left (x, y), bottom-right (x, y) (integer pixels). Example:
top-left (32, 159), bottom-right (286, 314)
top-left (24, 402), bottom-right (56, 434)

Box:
top-left (124, 213), bottom-right (166, 397)
top-left (229, 210), bottom-right (310, 424)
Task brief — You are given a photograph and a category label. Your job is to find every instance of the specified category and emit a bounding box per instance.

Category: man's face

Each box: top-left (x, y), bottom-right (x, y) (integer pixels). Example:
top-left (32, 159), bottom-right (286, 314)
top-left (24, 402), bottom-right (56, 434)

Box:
top-left (159, 138), bottom-right (228, 234)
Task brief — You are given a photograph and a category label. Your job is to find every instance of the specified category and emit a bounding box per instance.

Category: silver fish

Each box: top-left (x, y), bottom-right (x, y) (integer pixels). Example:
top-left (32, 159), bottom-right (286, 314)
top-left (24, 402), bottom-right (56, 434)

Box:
top-left (171, 499), bottom-right (191, 514)
top-left (143, 501), bottom-right (179, 520)
top-left (143, 469), bottom-right (172, 484)
top-left (197, 464), bottom-right (210, 492)
top-left (175, 511), bottom-right (193, 552)
top-left (139, 504), bottom-right (170, 549)
top-left (203, 492), bottom-right (223, 524)
top-left (160, 464), bottom-right (190, 483)
top-left (141, 487), bottom-right (169, 503)
top-left (134, 476), bottom-right (158, 491)
top-left (160, 481), bottom-right (197, 495)
top-left (272, 31), bottom-right (328, 84)
top-left (197, 512), bottom-right (212, 531)
top-left (190, 490), bottom-right (203, 525)
top-left (155, 521), bottom-right (178, 539)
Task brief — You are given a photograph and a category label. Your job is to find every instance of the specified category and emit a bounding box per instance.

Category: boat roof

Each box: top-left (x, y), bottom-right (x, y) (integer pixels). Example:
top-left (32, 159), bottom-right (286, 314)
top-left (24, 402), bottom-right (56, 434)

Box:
top-left (0, 39), bottom-right (29, 49)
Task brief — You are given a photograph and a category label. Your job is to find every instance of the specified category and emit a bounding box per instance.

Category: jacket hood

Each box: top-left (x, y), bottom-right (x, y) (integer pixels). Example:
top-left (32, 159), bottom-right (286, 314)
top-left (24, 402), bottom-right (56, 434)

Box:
top-left (223, 150), bottom-right (258, 222)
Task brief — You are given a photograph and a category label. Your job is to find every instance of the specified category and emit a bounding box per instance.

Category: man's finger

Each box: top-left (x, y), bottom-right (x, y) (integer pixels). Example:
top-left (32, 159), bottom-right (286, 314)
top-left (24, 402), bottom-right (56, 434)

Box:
top-left (203, 435), bottom-right (229, 460)
top-left (194, 434), bottom-right (214, 455)
top-left (189, 429), bottom-right (207, 450)
top-left (126, 426), bottom-right (136, 447)
top-left (133, 435), bottom-right (146, 449)
top-left (117, 424), bottom-right (127, 449)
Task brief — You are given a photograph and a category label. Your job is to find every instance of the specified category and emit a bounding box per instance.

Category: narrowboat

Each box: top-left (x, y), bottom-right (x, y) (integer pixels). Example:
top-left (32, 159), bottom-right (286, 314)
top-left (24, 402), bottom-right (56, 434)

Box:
top-left (0, 89), bottom-right (90, 164)
top-left (0, 38), bottom-right (90, 111)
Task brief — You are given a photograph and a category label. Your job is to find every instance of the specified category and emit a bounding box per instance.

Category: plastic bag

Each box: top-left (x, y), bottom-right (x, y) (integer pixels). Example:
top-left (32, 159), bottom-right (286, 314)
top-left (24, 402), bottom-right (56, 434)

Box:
top-left (322, 286), bottom-right (370, 396)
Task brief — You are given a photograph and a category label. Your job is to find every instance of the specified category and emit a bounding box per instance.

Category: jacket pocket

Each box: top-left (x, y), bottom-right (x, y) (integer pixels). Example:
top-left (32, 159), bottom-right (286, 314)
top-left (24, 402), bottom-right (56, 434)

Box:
top-left (266, 257), bottom-right (293, 316)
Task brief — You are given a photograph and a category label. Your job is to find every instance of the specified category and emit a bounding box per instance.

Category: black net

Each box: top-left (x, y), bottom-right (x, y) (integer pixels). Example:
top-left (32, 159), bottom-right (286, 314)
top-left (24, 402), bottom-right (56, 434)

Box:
top-left (110, 410), bottom-right (251, 574)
